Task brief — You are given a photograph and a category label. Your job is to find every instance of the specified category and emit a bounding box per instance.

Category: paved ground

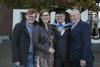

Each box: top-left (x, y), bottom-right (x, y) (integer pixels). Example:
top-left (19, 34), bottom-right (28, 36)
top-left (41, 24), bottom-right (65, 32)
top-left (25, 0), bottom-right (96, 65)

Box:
top-left (0, 46), bottom-right (13, 67)
top-left (0, 44), bottom-right (100, 67)
top-left (93, 52), bottom-right (100, 67)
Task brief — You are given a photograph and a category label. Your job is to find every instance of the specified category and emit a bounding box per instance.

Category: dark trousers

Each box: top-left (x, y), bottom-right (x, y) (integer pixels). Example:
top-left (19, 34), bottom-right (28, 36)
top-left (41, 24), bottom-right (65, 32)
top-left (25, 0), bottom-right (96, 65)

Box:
top-left (70, 61), bottom-right (80, 67)
top-left (54, 59), bottom-right (70, 67)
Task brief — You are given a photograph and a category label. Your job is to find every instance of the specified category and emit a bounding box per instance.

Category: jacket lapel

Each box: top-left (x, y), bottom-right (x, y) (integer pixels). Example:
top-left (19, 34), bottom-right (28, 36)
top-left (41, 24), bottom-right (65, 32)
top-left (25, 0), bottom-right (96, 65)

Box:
top-left (71, 21), bottom-right (81, 31)
top-left (21, 21), bottom-right (30, 36)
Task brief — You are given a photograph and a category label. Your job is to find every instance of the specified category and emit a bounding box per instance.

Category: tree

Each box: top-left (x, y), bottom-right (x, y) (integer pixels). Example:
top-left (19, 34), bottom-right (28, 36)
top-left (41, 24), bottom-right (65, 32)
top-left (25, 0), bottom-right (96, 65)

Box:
top-left (54, 0), bottom-right (96, 11)
top-left (0, 0), bottom-right (99, 12)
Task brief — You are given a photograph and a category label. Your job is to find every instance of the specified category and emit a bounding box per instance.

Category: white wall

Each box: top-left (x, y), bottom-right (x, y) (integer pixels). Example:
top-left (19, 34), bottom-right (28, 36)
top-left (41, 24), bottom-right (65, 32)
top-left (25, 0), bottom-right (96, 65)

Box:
top-left (13, 9), bottom-right (89, 29)
top-left (81, 9), bottom-right (88, 22)
top-left (13, 9), bottom-right (28, 30)
top-left (98, 10), bottom-right (100, 28)
top-left (50, 11), bottom-right (55, 24)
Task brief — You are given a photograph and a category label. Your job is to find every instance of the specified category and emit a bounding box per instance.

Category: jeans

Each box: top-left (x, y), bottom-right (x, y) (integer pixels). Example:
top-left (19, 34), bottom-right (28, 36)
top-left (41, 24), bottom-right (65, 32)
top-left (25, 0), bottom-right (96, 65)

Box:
top-left (25, 53), bottom-right (33, 67)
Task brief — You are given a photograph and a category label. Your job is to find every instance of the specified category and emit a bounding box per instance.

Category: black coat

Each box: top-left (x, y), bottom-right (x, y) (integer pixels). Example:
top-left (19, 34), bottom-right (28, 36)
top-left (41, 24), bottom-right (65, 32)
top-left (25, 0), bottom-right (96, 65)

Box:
top-left (51, 22), bottom-right (71, 67)
top-left (51, 22), bottom-right (71, 60)
top-left (54, 28), bottom-right (70, 60)
top-left (70, 20), bottom-right (94, 67)
top-left (11, 20), bottom-right (37, 65)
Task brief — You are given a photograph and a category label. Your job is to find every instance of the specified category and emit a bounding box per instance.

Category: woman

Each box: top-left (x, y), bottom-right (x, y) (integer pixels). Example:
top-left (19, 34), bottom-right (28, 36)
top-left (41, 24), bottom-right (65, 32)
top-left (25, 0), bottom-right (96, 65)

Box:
top-left (33, 9), bottom-right (55, 67)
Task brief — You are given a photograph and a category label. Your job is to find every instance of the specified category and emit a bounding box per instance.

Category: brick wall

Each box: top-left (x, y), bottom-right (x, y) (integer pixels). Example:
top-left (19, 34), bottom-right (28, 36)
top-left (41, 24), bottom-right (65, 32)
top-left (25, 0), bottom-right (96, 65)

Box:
top-left (0, 4), bottom-right (12, 35)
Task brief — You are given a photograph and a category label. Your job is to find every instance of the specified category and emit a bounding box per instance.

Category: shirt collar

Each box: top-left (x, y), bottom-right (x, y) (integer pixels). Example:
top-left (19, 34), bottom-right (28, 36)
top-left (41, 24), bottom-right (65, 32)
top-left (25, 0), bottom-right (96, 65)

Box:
top-left (26, 23), bottom-right (33, 28)
top-left (57, 21), bottom-right (65, 26)
top-left (72, 19), bottom-right (80, 26)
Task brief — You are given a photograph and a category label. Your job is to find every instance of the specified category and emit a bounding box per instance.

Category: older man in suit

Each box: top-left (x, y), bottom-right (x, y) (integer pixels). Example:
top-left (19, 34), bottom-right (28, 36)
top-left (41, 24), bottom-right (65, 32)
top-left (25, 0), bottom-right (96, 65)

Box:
top-left (68, 9), bottom-right (94, 67)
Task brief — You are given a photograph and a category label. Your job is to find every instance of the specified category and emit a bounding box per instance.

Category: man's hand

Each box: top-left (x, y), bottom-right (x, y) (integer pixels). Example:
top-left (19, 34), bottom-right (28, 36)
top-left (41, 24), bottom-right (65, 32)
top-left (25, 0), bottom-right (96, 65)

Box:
top-left (49, 47), bottom-right (55, 54)
top-left (14, 61), bottom-right (20, 66)
top-left (80, 59), bottom-right (86, 67)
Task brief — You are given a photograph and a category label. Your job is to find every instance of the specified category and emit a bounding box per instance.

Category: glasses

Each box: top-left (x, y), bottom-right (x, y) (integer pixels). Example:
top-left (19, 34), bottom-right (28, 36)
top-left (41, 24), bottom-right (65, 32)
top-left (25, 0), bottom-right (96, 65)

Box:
top-left (28, 16), bottom-right (36, 18)
top-left (56, 14), bottom-right (65, 18)
top-left (42, 15), bottom-right (49, 17)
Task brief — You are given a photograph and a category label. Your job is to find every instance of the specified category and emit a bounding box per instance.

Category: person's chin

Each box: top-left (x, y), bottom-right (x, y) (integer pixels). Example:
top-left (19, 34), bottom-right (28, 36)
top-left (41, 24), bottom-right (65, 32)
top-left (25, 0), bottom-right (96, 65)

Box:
top-left (29, 21), bottom-right (34, 23)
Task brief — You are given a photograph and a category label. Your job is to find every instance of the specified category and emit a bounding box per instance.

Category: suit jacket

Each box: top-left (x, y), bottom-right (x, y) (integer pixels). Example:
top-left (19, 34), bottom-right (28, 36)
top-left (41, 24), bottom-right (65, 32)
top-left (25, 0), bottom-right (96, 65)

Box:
top-left (70, 20), bottom-right (94, 62)
top-left (11, 20), bottom-right (37, 65)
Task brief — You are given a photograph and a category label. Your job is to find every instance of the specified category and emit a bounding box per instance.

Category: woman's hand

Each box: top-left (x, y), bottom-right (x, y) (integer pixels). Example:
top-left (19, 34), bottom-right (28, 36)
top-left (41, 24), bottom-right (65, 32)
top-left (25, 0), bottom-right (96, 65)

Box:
top-left (14, 61), bottom-right (20, 66)
top-left (49, 47), bottom-right (55, 54)
top-left (80, 59), bottom-right (86, 67)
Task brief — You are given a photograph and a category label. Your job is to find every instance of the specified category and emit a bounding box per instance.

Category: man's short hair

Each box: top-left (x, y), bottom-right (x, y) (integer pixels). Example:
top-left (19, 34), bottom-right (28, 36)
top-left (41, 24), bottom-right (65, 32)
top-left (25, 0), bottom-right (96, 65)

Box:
top-left (26, 8), bottom-right (38, 15)
top-left (66, 9), bottom-right (80, 15)
top-left (55, 8), bottom-right (66, 14)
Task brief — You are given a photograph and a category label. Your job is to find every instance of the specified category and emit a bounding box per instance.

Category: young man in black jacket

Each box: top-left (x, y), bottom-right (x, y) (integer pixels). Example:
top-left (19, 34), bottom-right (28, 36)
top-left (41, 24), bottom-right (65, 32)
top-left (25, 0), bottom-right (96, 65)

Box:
top-left (12, 8), bottom-right (38, 67)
